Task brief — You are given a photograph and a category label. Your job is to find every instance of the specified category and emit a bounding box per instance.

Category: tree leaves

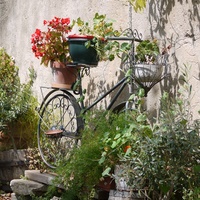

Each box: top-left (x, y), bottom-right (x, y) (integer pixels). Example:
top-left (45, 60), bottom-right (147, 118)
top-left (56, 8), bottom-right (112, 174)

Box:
top-left (128, 0), bottom-right (147, 12)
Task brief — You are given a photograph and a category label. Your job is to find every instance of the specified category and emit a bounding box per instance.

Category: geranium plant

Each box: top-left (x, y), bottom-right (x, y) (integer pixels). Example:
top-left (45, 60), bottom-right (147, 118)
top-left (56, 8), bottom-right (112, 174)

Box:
top-left (31, 17), bottom-right (74, 66)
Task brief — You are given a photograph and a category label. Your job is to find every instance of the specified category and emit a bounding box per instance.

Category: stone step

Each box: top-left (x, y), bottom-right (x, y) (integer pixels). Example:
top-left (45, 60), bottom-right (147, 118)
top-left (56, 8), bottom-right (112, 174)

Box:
top-left (10, 170), bottom-right (145, 200)
top-left (10, 179), bottom-right (48, 196)
top-left (25, 170), bottom-right (65, 189)
top-left (25, 170), bottom-right (54, 185)
top-left (10, 170), bottom-right (65, 199)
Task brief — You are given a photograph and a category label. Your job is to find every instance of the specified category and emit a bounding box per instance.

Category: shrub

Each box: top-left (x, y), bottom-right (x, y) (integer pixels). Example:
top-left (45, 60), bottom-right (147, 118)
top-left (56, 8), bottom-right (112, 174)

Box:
top-left (0, 47), bottom-right (38, 150)
top-left (126, 75), bottom-right (200, 199)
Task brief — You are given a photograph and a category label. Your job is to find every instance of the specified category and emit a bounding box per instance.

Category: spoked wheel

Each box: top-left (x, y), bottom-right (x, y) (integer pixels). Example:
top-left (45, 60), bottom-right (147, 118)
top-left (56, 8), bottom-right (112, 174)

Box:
top-left (37, 89), bottom-right (83, 168)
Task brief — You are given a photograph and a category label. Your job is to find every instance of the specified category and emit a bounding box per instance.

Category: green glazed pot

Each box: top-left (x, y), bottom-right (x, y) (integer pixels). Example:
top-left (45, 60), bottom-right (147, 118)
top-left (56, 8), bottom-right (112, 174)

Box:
top-left (68, 35), bottom-right (99, 66)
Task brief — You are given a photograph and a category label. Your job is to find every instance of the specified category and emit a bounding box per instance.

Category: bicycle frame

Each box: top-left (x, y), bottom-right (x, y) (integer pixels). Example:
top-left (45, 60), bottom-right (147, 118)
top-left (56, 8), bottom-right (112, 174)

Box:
top-left (37, 28), bottom-right (171, 169)
top-left (79, 75), bottom-right (130, 113)
top-left (74, 32), bottom-right (141, 113)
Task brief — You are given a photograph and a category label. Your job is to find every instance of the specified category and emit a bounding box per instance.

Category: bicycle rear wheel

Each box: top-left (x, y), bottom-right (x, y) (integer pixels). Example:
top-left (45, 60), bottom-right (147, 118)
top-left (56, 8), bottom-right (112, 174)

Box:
top-left (37, 89), bottom-right (83, 168)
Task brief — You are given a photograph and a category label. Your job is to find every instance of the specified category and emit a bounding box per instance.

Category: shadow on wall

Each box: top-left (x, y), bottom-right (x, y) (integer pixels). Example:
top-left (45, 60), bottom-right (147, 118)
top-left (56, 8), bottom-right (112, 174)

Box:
top-left (84, 1), bottom-right (200, 113)
top-left (148, 0), bottom-right (200, 37)
top-left (84, 56), bottom-right (168, 114)
top-left (84, 61), bottom-right (130, 111)
top-left (148, 0), bottom-right (200, 97)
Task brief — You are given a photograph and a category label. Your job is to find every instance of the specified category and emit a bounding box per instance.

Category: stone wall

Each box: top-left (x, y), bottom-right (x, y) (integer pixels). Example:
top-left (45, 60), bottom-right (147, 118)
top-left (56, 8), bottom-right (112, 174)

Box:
top-left (0, 0), bottom-right (200, 117)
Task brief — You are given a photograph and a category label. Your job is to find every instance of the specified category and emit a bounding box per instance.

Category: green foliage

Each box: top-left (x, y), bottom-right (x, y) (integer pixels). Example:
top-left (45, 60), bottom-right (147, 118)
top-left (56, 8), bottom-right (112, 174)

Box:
top-left (75, 13), bottom-right (119, 40)
top-left (182, 187), bottom-right (200, 200)
top-left (31, 185), bottom-right (64, 200)
top-left (135, 39), bottom-right (160, 63)
top-left (55, 110), bottom-right (145, 199)
top-left (0, 47), bottom-right (39, 150)
top-left (74, 13), bottom-right (129, 61)
top-left (54, 69), bottom-right (199, 199)
top-left (99, 109), bottom-right (152, 176)
top-left (0, 47), bottom-right (20, 126)
top-left (124, 75), bottom-right (200, 199)
top-left (128, 0), bottom-right (147, 12)
top-left (31, 186), bottom-right (80, 200)
top-left (55, 110), bottom-right (108, 199)
top-left (54, 105), bottom-right (152, 199)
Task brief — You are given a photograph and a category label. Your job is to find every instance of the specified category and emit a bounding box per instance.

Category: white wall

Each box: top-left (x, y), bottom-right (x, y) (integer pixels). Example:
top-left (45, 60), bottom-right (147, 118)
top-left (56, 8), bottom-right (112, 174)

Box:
top-left (1, 0), bottom-right (200, 118)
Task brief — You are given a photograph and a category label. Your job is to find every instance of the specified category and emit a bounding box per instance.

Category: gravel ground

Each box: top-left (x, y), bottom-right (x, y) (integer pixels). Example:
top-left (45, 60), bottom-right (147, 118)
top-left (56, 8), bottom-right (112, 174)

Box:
top-left (0, 193), bottom-right (11, 200)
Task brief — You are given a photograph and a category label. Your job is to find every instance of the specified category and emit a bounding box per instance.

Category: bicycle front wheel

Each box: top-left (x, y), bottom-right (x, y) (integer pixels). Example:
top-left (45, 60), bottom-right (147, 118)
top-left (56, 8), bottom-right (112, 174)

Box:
top-left (37, 90), bottom-right (83, 168)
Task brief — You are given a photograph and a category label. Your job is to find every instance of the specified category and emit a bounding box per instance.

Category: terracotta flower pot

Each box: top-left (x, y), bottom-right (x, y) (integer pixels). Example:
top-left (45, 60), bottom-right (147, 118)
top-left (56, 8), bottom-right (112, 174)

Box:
top-left (51, 61), bottom-right (79, 89)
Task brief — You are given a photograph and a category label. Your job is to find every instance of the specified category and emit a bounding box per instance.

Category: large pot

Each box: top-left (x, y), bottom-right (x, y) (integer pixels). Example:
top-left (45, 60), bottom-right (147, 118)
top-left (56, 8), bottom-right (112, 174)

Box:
top-left (51, 61), bottom-right (79, 89)
top-left (68, 35), bottom-right (99, 66)
top-left (133, 64), bottom-right (163, 83)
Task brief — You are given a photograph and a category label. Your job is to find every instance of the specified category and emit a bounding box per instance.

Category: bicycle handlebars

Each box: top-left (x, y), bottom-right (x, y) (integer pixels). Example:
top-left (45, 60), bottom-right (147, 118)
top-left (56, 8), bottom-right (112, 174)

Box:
top-left (106, 36), bottom-right (142, 42)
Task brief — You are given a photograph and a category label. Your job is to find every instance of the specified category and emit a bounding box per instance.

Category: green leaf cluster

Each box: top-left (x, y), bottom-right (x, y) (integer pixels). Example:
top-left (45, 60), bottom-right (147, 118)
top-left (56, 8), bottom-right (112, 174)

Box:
top-left (55, 110), bottom-right (108, 199)
top-left (55, 101), bottom-right (152, 199)
top-left (135, 39), bottom-right (160, 63)
top-left (128, 0), bottom-right (147, 12)
top-left (0, 48), bottom-right (38, 150)
top-left (125, 78), bottom-right (200, 199)
top-left (99, 110), bottom-right (152, 174)
top-left (74, 13), bottom-right (130, 62)
top-left (54, 69), bottom-right (199, 199)
top-left (0, 48), bottom-right (20, 126)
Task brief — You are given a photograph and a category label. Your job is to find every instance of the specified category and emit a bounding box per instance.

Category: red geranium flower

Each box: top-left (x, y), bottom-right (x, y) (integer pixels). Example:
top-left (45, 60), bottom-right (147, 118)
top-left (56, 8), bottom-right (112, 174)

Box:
top-left (31, 17), bottom-right (74, 66)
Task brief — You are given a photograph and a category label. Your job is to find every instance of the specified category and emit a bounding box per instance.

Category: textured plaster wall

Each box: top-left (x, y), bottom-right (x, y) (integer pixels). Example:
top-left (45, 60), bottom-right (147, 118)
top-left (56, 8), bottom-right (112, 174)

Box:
top-left (1, 0), bottom-right (200, 118)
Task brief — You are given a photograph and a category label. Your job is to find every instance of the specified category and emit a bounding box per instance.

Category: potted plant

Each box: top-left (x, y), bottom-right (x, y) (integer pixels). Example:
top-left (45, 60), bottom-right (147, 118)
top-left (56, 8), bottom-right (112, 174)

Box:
top-left (98, 92), bottom-right (151, 199)
top-left (68, 13), bottom-right (122, 66)
top-left (31, 17), bottom-right (79, 89)
top-left (133, 39), bottom-right (166, 83)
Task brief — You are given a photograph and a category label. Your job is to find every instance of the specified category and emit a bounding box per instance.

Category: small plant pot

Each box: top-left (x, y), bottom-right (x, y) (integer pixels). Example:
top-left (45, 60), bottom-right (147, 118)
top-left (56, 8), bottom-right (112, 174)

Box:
top-left (68, 35), bottom-right (99, 66)
top-left (51, 61), bottom-right (79, 89)
top-left (96, 176), bottom-right (116, 192)
top-left (133, 64), bottom-right (163, 83)
top-left (114, 165), bottom-right (130, 191)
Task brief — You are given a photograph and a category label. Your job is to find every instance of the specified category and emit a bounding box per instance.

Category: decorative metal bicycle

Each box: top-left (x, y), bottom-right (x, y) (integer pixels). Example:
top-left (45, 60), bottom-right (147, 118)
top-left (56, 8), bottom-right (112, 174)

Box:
top-left (37, 29), bottom-right (168, 168)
